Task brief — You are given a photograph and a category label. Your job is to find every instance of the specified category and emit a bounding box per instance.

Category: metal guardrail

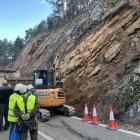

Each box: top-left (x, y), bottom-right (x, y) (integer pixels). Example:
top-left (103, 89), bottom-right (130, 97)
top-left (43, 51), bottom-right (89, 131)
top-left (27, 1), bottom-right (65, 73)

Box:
top-left (7, 79), bottom-right (33, 87)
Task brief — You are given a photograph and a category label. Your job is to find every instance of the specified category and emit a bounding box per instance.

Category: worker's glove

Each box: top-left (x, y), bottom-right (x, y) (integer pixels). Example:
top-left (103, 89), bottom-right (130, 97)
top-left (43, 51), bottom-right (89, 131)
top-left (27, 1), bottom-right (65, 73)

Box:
top-left (21, 114), bottom-right (26, 120)
top-left (25, 114), bottom-right (30, 120)
top-left (21, 114), bottom-right (30, 120)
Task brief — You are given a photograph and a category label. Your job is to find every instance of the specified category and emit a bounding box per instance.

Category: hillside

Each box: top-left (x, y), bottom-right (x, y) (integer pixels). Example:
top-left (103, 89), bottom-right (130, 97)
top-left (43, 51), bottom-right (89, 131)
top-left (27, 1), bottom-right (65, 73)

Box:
top-left (9, 0), bottom-right (140, 127)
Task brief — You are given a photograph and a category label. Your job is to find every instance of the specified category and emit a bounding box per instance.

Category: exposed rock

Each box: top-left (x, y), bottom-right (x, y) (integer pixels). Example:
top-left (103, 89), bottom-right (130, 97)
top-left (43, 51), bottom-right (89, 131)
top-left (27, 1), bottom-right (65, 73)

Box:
top-left (127, 18), bottom-right (140, 36)
top-left (105, 42), bottom-right (122, 62)
top-left (89, 64), bottom-right (101, 77)
top-left (68, 55), bottom-right (83, 72)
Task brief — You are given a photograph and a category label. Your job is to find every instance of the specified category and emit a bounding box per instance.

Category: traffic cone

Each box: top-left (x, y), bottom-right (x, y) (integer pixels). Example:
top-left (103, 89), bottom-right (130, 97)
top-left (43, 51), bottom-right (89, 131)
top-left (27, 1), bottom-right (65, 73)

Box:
top-left (107, 105), bottom-right (117, 130)
top-left (91, 103), bottom-right (99, 124)
top-left (83, 103), bottom-right (90, 121)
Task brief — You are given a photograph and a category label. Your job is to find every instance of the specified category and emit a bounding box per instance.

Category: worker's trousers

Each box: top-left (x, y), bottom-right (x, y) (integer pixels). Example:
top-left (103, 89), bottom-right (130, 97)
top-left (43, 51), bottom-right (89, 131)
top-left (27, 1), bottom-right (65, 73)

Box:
top-left (4, 104), bottom-right (10, 129)
top-left (20, 130), bottom-right (38, 140)
top-left (19, 120), bottom-right (38, 140)
top-left (0, 104), bottom-right (6, 130)
top-left (9, 122), bottom-right (17, 140)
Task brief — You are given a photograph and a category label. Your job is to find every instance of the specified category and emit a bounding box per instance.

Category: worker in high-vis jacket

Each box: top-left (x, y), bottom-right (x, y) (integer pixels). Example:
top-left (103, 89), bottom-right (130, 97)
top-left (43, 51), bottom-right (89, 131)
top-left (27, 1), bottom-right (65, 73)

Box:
top-left (27, 84), bottom-right (38, 96)
top-left (8, 83), bottom-right (23, 139)
top-left (14, 85), bottom-right (40, 140)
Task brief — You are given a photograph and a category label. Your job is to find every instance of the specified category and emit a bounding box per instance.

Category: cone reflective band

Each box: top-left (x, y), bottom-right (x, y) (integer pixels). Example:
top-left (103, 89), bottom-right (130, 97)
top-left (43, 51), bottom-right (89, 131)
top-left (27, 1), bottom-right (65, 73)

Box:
top-left (109, 112), bottom-right (114, 120)
top-left (107, 105), bottom-right (117, 130)
top-left (83, 103), bottom-right (90, 121)
top-left (91, 104), bottom-right (98, 124)
top-left (85, 107), bottom-right (88, 114)
top-left (93, 108), bottom-right (97, 116)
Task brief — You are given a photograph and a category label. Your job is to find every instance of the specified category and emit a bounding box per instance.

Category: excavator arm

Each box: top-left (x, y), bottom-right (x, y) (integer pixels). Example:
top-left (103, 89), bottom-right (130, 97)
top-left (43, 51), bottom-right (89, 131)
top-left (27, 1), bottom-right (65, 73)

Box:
top-left (51, 54), bottom-right (62, 88)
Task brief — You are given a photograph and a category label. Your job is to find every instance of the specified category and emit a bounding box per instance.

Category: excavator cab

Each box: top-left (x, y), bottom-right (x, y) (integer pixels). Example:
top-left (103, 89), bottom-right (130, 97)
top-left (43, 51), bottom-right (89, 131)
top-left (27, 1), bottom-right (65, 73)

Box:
top-left (34, 69), bottom-right (53, 89)
top-left (34, 69), bottom-right (63, 89)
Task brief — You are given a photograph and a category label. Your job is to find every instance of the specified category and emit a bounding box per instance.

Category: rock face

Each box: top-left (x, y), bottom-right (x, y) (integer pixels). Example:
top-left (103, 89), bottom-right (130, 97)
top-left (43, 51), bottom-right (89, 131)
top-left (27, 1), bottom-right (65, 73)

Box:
top-left (10, 0), bottom-right (140, 124)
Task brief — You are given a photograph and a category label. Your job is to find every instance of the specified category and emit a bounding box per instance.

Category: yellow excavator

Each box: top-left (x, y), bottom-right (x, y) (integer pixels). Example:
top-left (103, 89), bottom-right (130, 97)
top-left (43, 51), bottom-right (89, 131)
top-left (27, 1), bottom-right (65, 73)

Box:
top-left (34, 54), bottom-right (75, 121)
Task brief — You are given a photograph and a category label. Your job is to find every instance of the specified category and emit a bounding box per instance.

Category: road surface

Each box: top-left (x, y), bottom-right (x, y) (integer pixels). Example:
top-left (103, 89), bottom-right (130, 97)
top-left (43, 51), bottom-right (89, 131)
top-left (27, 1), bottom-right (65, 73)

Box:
top-left (0, 115), bottom-right (140, 140)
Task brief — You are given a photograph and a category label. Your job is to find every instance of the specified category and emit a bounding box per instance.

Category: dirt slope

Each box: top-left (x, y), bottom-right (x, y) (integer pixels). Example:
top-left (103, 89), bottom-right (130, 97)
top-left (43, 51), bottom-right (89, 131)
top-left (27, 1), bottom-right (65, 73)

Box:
top-left (10, 0), bottom-right (140, 124)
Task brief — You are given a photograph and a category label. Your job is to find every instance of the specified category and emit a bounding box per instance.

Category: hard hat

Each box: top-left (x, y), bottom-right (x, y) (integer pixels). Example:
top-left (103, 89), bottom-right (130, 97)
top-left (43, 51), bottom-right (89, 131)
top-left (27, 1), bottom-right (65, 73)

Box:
top-left (14, 83), bottom-right (23, 91)
top-left (20, 85), bottom-right (27, 94)
top-left (27, 84), bottom-right (34, 90)
top-left (15, 84), bottom-right (27, 94)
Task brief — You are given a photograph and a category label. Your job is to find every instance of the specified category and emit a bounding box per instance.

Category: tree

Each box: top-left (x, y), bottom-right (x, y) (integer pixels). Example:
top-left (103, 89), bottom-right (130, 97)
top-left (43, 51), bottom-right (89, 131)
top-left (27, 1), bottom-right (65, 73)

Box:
top-left (45, 0), bottom-right (94, 29)
top-left (13, 36), bottom-right (24, 59)
top-left (0, 38), bottom-right (15, 66)
top-left (47, 16), bottom-right (54, 30)
top-left (34, 20), bottom-right (48, 36)
top-left (25, 28), bottom-right (35, 41)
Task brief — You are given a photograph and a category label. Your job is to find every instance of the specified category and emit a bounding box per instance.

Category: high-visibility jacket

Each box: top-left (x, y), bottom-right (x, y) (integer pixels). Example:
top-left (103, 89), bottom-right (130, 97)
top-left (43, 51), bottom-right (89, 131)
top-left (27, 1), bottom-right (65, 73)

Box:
top-left (16, 94), bottom-right (36, 114)
top-left (8, 93), bottom-right (21, 122)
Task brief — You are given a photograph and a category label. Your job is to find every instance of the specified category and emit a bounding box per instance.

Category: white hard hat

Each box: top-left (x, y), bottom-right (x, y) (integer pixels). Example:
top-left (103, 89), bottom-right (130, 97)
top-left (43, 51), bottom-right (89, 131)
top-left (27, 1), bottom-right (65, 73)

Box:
top-left (14, 83), bottom-right (23, 91)
top-left (27, 84), bottom-right (34, 90)
top-left (15, 84), bottom-right (27, 94)
top-left (20, 85), bottom-right (28, 94)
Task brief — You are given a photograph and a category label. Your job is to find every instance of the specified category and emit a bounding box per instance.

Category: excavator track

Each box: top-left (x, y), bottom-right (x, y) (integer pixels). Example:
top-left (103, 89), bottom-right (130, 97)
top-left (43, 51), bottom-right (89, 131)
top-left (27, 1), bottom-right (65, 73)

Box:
top-left (36, 105), bottom-right (75, 122)
top-left (63, 104), bottom-right (75, 116)
top-left (37, 109), bottom-right (50, 122)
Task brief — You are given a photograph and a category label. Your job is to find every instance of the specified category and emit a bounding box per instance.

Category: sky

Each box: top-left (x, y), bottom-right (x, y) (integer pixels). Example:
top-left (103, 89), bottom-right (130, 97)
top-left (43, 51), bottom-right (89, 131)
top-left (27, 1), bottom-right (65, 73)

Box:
top-left (0, 0), bottom-right (52, 41)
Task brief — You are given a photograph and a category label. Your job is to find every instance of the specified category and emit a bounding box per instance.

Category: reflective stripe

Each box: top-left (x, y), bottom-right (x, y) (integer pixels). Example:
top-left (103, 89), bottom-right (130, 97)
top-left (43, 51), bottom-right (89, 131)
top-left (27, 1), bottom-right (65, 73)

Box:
top-left (93, 108), bottom-right (97, 116)
top-left (9, 108), bottom-right (14, 111)
top-left (109, 111), bottom-right (114, 120)
top-left (8, 114), bottom-right (17, 118)
top-left (84, 107), bottom-right (88, 114)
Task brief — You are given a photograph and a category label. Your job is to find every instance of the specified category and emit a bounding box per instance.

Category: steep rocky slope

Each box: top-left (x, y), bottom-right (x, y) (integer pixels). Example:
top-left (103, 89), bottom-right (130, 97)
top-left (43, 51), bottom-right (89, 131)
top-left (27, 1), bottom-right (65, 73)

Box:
top-left (10, 0), bottom-right (140, 125)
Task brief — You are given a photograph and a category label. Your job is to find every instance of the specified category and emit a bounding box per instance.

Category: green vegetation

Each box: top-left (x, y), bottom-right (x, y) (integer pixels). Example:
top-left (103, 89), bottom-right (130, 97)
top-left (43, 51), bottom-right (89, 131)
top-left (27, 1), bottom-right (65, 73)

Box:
top-left (0, 37), bottom-right (24, 66)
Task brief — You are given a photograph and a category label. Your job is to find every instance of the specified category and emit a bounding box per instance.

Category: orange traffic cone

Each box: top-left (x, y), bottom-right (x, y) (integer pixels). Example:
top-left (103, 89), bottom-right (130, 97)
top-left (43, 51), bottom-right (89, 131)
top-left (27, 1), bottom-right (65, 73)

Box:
top-left (107, 105), bottom-right (117, 130)
top-left (91, 103), bottom-right (99, 124)
top-left (83, 103), bottom-right (90, 121)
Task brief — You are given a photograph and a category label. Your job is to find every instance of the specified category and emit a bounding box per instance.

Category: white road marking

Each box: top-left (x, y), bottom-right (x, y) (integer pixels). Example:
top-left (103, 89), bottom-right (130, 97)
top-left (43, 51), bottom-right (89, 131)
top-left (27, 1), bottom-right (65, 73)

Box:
top-left (71, 116), bottom-right (82, 120)
top-left (71, 116), bottom-right (140, 137)
top-left (98, 124), bottom-right (107, 127)
top-left (118, 129), bottom-right (140, 137)
top-left (38, 131), bottom-right (55, 140)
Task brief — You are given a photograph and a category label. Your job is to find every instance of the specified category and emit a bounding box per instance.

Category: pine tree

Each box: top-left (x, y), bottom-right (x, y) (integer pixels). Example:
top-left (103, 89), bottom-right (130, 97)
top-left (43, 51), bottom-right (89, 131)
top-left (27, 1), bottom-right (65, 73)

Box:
top-left (14, 36), bottom-right (24, 59)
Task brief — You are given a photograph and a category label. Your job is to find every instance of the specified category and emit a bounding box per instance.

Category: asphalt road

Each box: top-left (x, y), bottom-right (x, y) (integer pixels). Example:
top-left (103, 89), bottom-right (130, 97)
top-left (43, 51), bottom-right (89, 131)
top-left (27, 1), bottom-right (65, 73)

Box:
top-left (0, 115), bottom-right (140, 140)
